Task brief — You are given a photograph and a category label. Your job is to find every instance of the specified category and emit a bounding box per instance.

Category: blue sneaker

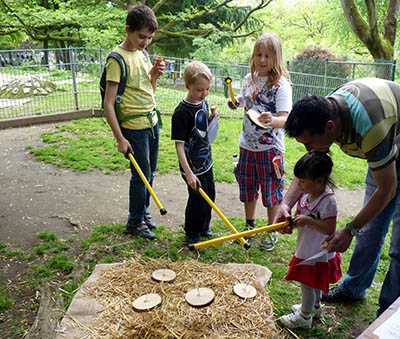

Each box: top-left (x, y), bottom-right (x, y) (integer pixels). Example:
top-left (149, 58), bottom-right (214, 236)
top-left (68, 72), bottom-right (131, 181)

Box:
top-left (260, 232), bottom-right (278, 251)
top-left (321, 286), bottom-right (365, 303)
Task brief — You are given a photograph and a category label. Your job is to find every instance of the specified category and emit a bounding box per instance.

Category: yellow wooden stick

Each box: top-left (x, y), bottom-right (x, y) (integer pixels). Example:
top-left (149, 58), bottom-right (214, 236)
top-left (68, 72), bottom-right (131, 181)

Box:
top-left (128, 153), bottom-right (167, 215)
top-left (198, 187), bottom-right (249, 249)
top-left (224, 77), bottom-right (238, 106)
top-left (190, 220), bottom-right (289, 250)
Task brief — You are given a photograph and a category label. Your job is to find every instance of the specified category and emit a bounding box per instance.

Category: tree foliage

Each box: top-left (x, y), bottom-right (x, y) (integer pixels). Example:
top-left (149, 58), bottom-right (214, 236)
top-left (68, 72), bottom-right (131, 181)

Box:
top-left (254, 0), bottom-right (367, 61)
top-left (340, 0), bottom-right (399, 60)
top-left (0, 0), bottom-right (272, 56)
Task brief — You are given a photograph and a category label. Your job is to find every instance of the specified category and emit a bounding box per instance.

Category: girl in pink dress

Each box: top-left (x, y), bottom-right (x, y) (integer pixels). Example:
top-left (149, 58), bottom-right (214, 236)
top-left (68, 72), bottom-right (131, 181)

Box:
top-left (279, 151), bottom-right (342, 329)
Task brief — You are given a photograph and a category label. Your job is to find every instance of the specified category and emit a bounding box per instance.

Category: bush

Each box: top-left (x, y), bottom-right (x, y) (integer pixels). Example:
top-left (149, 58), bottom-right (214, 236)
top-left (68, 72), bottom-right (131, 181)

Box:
top-left (289, 46), bottom-right (351, 101)
top-left (290, 46), bottom-right (351, 78)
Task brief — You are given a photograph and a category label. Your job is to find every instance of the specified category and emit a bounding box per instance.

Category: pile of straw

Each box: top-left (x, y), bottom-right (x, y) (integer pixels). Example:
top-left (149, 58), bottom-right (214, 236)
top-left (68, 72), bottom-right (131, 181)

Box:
top-left (86, 257), bottom-right (279, 338)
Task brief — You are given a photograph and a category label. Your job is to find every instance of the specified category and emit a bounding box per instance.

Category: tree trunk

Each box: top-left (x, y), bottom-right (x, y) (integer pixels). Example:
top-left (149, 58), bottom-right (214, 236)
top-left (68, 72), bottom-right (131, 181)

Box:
top-left (340, 0), bottom-right (399, 61)
top-left (42, 39), bottom-right (49, 67)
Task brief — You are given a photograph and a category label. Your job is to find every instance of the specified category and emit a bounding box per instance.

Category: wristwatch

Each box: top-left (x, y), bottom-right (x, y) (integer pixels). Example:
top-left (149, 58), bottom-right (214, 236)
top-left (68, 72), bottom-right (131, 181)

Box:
top-left (345, 222), bottom-right (361, 236)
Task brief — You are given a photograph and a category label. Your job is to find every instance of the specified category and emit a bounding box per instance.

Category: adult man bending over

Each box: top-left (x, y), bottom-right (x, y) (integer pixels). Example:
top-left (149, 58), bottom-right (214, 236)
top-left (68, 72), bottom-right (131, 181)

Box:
top-left (278, 78), bottom-right (400, 316)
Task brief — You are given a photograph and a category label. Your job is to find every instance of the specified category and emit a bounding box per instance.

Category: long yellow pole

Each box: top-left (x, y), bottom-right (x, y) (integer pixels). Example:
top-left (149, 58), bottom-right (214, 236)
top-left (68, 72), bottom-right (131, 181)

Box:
top-left (190, 220), bottom-right (289, 250)
top-left (128, 153), bottom-right (167, 215)
top-left (198, 187), bottom-right (250, 249)
top-left (224, 77), bottom-right (238, 106)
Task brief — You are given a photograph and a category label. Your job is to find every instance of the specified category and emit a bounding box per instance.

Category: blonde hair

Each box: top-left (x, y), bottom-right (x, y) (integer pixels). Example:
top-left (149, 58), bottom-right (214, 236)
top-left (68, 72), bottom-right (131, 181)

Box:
top-left (183, 61), bottom-right (212, 87)
top-left (250, 32), bottom-right (288, 86)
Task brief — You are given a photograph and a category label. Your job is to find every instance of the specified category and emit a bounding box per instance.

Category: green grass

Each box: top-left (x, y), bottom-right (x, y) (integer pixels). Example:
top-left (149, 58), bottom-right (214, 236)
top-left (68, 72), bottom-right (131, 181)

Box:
top-left (0, 241), bottom-right (28, 261)
top-left (32, 231), bottom-right (69, 256)
top-left (30, 117), bottom-right (367, 188)
top-left (76, 219), bottom-right (391, 338)
top-left (0, 287), bottom-right (15, 313)
top-left (1, 218), bottom-right (391, 338)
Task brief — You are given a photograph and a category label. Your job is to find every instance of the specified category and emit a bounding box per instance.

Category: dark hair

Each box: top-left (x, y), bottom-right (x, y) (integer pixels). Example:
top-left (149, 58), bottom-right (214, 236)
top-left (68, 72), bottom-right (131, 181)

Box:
top-left (285, 95), bottom-right (335, 137)
top-left (294, 151), bottom-right (334, 188)
top-left (126, 5), bottom-right (158, 32)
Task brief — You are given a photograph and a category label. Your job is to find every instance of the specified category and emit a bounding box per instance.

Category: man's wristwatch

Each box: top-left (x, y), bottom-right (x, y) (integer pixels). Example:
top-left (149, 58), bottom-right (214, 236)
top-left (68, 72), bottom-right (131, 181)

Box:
top-left (345, 222), bottom-right (361, 236)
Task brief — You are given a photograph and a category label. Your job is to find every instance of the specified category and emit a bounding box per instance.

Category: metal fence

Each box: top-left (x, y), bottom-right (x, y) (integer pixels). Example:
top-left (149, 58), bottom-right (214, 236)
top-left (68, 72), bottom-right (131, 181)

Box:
top-left (0, 47), bottom-right (397, 121)
top-left (288, 58), bottom-right (396, 101)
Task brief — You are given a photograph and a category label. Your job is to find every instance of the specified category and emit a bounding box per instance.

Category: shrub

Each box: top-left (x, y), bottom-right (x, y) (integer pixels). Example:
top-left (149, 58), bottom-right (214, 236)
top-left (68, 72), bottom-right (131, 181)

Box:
top-left (290, 46), bottom-right (351, 78)
top-left (289, 46), bottom-right (351, 101)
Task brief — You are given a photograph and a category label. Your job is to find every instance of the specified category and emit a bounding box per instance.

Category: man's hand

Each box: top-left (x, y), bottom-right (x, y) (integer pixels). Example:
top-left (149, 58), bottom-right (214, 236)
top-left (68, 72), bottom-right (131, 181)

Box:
top-left (274, 203), bottom-right (293, 234)
top-left (325, 228), bottom-right (353, 252)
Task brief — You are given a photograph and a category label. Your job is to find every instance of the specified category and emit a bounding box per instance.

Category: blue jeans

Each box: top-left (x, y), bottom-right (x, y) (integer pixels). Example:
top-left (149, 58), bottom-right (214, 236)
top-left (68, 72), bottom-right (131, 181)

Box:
top-left (122, 124), bottom-right (159, 226)
top-left (339, 162), bottom-right (400, 315)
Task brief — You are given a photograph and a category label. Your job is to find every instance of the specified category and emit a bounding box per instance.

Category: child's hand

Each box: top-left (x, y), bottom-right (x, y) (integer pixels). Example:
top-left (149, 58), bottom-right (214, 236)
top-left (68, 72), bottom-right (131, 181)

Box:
top-left (117, 137), bottom-right (133, 157)
top-left (294, 214), bottom-right (312, 227)
top-left (186, 172), bottom-right (199, 191)
top-left (278, 224), bottom-right (293, 234)
top-left (258, 111), bottom-right (273, 125)
top-left (209, 105), bottom-right (219, 120)
top-left (150, 56), bottom-right (165, 80)
top-left (227, 99), bottom-right (239, 110)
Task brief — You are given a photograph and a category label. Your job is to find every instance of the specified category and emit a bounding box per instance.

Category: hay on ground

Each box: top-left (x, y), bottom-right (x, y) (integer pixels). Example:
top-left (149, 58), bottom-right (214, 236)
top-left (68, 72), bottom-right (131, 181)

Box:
top-left (81, 257), bottom-right (279, 338)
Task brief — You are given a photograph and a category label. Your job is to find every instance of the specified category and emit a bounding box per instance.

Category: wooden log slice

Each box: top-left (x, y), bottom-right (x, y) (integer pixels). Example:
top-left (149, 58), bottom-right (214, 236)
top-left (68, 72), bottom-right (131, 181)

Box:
top-left (246, 109), bottom-right (270, 129)
top-left (185, 287), bottom-right (215, 307)
top-left (151, 268), bottom-right (176, 282)
top-left (132, 293), bottom-right (162, 311)
top-left (233, 282), bottom-right (257, 299)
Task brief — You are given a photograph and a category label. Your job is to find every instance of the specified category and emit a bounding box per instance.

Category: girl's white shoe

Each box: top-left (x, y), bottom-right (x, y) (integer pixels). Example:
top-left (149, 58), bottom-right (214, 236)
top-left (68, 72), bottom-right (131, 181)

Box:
top-left (278, 312), bottom-right (312, 329)
top-left (291, 303), bottom-right (322, 319)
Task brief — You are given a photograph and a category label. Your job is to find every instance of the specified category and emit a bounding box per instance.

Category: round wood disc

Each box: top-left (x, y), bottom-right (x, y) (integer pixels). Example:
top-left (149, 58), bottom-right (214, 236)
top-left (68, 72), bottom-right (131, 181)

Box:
top-left (151, 268), bottom-right (176, 282)
top-left (185, 288), bottom-right (215, 307)
top-left (233, 283), bottom-right (257, 299)
top-left (246, 109), bottom-right (270, 129)
top-left (132, 293), bottom-right (161, 311)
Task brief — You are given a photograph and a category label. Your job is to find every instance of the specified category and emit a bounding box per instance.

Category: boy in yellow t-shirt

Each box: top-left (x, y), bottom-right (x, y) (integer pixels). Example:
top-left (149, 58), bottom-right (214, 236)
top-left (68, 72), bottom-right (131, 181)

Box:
top-left (104, 4), bottom-right (165, 240)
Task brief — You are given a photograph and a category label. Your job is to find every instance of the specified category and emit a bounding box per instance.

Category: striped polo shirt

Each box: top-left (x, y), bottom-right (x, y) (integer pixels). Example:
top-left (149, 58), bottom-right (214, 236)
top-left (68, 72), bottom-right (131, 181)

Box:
top-left (329, 78), bottom-right (400, 169)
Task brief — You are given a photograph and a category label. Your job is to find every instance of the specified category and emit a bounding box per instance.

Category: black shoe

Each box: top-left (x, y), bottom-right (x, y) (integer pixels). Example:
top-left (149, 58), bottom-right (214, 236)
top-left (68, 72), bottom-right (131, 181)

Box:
top-left (185, 233), bottom-right (200, 245)
top-left (321, 286), bottom-right (365, 303)
top-left (200, 229), bottom-right (213, 238)
top-left (144, 213), bottom-right (156, 229)
top-left (125, 222), bottom-right (156, 240)
top-left (245, 222), bottom-right (255, 241)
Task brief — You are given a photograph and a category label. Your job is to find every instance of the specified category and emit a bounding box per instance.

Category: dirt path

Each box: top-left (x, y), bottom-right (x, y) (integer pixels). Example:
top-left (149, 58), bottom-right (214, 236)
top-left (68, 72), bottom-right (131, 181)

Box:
top-left (0, 124), bottom-right (364, 249)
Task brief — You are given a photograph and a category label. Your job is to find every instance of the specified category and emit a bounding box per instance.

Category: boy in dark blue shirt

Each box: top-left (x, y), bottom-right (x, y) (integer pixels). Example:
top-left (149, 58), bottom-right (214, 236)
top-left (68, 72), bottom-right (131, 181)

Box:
top-left (171, 61), bottom-right (218, 244)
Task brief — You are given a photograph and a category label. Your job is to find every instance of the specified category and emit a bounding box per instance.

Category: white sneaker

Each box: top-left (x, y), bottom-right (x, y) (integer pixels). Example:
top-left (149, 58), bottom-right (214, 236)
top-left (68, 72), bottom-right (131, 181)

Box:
top-left (278, 312), bottom-right (312, 329)
top-left (291, 303), bottom-right (322, 319)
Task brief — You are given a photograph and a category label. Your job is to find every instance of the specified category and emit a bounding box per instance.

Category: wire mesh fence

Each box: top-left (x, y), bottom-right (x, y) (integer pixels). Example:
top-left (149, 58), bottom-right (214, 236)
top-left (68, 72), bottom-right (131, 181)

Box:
top-left (288, 58), bottom-right (396, 101)
top-left (0, 47), bottom-right (397, 121)
top-left (0, 48), bottom-right (103, 119)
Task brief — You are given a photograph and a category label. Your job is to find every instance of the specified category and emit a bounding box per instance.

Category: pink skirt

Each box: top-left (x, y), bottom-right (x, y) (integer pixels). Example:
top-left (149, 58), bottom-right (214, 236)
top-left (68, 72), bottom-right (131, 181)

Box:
top-left (285, 253), bottom-right (342, 294)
